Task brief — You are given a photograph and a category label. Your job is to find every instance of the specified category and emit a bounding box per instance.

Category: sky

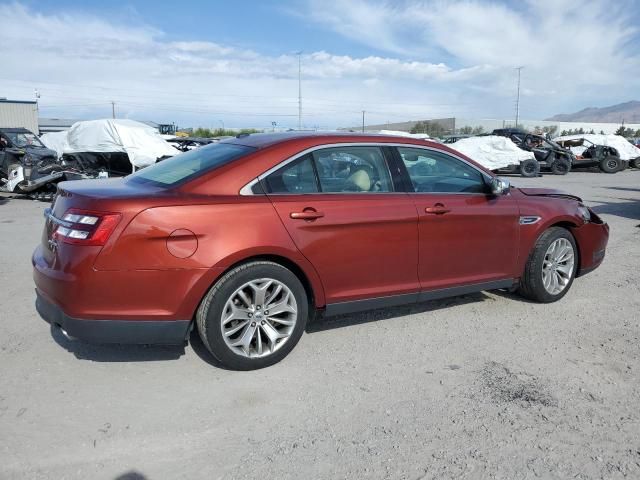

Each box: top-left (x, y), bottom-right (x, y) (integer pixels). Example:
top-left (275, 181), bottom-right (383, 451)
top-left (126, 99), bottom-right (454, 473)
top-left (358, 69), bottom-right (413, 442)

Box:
top-left (1, 0), bottom-right (639, 130)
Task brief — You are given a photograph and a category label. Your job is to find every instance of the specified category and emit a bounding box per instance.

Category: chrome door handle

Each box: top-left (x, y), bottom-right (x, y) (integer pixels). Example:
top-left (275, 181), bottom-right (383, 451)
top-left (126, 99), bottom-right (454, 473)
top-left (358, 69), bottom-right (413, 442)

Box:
top-left (425, 205), bottom-right (450, 215)
top-left (290, 210), bottom-right (324, 220)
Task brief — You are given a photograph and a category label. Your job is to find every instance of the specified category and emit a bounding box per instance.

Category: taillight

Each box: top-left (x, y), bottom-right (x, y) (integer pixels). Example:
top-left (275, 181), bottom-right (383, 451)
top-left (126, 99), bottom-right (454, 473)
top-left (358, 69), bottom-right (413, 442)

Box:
top-left (54, 208), bottom-right (121, 246)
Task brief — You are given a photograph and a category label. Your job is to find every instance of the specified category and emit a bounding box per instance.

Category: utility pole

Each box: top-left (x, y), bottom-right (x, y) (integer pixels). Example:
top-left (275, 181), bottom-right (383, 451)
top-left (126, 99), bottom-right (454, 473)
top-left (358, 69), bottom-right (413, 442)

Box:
top-left (111, 101), bottom-right (116, 119)
top-left (515, 66), bottom-right (523, 127)
top-left (296, 51), bottom-right (302, 130)
top-left (362, 110), bottom-right (365, 132)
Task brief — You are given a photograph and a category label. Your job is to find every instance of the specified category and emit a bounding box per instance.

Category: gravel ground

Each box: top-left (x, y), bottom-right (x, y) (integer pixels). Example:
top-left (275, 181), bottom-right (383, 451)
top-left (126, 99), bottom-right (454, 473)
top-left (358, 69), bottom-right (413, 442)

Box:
top-left (1, 170), bottom-right (639, 480)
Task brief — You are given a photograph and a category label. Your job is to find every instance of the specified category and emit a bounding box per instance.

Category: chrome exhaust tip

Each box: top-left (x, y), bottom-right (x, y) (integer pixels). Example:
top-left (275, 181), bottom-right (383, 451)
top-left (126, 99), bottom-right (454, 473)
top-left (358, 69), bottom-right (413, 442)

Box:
top-left (56, 324), bottom-right (77, 341)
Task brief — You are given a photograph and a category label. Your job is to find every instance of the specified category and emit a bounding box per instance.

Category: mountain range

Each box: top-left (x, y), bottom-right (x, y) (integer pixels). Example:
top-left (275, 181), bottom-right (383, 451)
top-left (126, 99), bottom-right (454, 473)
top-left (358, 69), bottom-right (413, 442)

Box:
top-left (546, 101), bottom-right (640, 123)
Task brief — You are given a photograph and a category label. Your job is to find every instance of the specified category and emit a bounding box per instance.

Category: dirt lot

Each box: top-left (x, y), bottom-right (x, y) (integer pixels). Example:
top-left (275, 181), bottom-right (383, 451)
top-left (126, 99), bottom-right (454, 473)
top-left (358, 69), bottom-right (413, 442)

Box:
top-left (1, 170), bottom-right (639, 480)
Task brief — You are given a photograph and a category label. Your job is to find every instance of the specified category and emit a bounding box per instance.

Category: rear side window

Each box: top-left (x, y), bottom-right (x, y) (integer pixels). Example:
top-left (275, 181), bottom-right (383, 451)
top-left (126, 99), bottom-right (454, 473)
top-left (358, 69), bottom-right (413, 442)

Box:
top-left (129, 143), bottom-right (255, 187)
top-left (398, 147), bottom-right (486, 194)
top-left (312, 147), bottom-right (393, 193)
top-left (264, 155), bottom-right (319, 194)
top-left (263, 146), bottom-right (393, 194)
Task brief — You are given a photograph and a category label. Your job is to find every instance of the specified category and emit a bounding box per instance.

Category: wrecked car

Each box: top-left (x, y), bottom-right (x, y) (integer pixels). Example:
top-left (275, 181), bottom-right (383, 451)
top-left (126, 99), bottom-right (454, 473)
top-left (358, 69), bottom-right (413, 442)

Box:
top-left (0, 128), bottom-right (79, 199)
top-left (166, 136), bottom-right (215, 152)
top-left (492, 129), bottom-right (575, 175)
top-left (449, 135), bottom-right (541, 177)
top-left (555, 134), bottom-right (640, 172)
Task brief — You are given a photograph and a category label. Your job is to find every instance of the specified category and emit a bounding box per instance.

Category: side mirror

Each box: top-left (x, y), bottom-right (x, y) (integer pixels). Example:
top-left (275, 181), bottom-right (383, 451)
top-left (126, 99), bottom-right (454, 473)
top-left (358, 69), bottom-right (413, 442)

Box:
top-left (490, 177), bottom-right (510, 196)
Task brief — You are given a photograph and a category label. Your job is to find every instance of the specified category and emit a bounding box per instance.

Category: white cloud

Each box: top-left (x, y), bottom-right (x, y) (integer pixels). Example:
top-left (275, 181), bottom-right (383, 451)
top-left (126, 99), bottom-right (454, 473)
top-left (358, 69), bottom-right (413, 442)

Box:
top-left (307, 0), bottom-right (640, 114)
top-left (0, 1), bottom-right (638, 128)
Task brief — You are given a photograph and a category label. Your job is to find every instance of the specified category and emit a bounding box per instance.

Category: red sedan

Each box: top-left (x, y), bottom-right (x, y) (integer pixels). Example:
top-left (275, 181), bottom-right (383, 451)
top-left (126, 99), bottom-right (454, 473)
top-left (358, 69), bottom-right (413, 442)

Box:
top-left (33, 133), bottom-right (609, 369)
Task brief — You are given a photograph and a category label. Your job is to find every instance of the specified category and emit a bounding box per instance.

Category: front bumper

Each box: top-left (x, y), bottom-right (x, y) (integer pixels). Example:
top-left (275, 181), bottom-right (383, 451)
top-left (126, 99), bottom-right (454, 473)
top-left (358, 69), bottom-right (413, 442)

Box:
top-left (574, 214), bottom-right (609, 277)
top-left (35, 290), bottom-right (191, 345)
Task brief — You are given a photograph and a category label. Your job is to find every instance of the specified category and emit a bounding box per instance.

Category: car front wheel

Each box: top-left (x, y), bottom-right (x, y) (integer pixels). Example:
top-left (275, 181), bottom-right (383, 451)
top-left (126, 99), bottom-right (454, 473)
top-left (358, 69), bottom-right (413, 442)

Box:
top-left (196, 261), bottom-right (308, 370)
top-left (518, 227), bottom-right (577, 303)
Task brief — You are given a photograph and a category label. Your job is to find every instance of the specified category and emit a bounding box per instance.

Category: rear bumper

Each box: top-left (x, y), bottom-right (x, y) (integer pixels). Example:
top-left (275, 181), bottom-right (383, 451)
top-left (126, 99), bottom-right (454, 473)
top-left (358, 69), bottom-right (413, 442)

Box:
top-left (35, 290), bottom-right (191, 345)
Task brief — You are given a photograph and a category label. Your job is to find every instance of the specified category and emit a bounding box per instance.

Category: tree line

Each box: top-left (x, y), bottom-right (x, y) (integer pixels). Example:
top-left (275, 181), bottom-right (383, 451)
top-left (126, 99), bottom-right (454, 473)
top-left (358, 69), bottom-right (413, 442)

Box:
top-left (190, 127), bottom-right (262, 138)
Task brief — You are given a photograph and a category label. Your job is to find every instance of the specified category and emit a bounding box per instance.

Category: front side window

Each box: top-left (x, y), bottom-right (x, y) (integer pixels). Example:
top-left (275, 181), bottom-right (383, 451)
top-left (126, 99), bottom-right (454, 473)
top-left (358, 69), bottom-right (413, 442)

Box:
top-left (398, 147), bottom-right (487, 194)
top-left (129, 142), bottom-right (255, 187)
top-left (312, 146), bottom-right (393, 193)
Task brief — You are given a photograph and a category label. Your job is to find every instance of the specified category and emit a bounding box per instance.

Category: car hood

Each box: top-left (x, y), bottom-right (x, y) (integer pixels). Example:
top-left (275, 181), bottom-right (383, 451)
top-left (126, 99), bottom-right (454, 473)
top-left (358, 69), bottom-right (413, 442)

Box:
top-left (517, 187), bottom-right (582, 202)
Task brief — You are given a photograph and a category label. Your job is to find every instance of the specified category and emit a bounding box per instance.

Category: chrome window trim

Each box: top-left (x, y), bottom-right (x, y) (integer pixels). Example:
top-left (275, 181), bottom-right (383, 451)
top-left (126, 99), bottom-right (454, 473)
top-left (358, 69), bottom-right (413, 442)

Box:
top-left (240, 142), bottom-right (493, 196)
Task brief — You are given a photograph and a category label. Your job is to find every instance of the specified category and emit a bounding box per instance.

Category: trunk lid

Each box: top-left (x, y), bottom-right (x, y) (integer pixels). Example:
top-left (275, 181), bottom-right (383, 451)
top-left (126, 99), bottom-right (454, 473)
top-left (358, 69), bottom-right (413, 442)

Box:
top-left (41, 178), bottom-right (168, 262)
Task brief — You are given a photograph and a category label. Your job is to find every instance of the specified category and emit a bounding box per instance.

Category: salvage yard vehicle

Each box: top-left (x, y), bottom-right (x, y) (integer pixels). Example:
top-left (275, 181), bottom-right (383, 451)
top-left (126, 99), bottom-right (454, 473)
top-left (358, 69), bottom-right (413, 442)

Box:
top-left (166, 136), bottom-right (215, 152)
top-left (493, 129), bottom-right (575, 175)
top-left (33, 132), bottom-right (609, 370)
top-left (0, 127), bottom-right (70, 199)
top-left (555, 137), bottom-right (623, 173)
top-left (554, 134), bottom-right (640, 172)
top-left (449, 135), bottom-right (541, 177)
top-left (41, 119), bottom-right (177, 175)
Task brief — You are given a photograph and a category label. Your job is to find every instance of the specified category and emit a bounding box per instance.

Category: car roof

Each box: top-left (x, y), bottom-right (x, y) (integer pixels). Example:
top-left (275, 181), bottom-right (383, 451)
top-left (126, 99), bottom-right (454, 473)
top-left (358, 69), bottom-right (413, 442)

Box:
top-left (221, 131), bottom-right (441, 149)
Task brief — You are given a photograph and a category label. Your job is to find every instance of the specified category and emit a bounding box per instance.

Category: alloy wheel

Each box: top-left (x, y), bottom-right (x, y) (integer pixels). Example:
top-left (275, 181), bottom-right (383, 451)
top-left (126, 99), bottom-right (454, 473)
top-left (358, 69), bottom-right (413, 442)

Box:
top-left (541, 238), bottom-right (575, 295)
top-left (220, 278), bottom-right (298, 358)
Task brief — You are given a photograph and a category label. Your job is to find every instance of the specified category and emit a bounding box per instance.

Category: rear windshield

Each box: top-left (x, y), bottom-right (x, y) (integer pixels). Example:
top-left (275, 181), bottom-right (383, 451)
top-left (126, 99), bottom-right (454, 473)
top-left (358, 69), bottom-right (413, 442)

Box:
top-left (128, 142), bottom-right (255, 187)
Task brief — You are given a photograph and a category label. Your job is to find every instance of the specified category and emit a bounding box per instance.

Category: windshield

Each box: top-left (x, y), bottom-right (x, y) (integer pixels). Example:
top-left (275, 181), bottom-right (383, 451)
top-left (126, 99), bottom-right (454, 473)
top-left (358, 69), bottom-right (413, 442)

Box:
top-left (5, 132), bottom-right (45, 148)
top-left (128, 142), bottom-right (255, 187)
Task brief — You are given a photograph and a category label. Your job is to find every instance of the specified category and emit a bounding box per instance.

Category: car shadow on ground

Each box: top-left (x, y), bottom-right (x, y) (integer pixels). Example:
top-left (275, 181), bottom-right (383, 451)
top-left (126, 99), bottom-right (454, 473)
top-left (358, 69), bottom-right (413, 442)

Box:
top-left (606, 186), bottom-right (640, 193)
top-left (48, 291), bottom-right (503, 365)
top-left (306, 291), bottom-right (491, 333)
top-left (114, 471), bottom-right (148, 480)
top-left (189, 328), bottom-right (233, 369)
top-left (591, 199), bottom-right (640, 221)
top-left (50, 324), bottom-right (185, 362)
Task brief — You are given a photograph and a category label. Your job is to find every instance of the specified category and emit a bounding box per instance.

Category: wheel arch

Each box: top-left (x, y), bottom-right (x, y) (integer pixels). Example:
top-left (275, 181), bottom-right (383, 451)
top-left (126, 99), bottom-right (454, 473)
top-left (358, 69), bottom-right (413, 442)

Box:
top-left (517, 218), bottom-right (582, 277)
top-left (219, 253), bottom-right (321, 309)
top-left (540, 221), bottom-right (582, 272)
top-left (187, 249), bottom-right (326, 323)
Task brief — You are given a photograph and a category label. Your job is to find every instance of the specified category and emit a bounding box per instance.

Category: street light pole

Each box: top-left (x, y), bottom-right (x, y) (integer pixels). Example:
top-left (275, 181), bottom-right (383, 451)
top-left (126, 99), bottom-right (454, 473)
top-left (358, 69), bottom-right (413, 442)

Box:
top-left (296, 51), bottom-right (302, 130)
top-left (515, 66), bottom-right (523, 127)
top-left (362, 110), bottom-right (365, 133)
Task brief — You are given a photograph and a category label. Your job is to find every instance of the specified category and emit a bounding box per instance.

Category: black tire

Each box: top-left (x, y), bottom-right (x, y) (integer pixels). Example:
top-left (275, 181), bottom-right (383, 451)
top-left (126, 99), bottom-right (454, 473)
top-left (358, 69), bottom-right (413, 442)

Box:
top-left (599, 156), bottom-right (620, 173)
top-left (630, 158), bottom-right (640, 169)
top-left (550, 157), bottom-right (571, 175)
top-left (196, 261), bottom-right (309, 370)
top-left (520, 158), bottom-right (540, 177)
top-left (518, 227), bottom-right (578, 303)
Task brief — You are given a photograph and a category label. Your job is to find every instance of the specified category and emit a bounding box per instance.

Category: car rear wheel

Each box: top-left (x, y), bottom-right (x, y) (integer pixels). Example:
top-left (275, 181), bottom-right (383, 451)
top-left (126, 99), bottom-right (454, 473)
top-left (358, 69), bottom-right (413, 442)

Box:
top-left (518, 227), bottom-right (577, 303)
top-left (631, 158), bottom-right (640, 169)
top-left (550, 157), bottom-right (571, 175)
top-left (196, 261), bottom-right (308, 370)
top-left (599, 156), bottom-right (620, 173)
top-left (520, 158), bottom-right (540, 177)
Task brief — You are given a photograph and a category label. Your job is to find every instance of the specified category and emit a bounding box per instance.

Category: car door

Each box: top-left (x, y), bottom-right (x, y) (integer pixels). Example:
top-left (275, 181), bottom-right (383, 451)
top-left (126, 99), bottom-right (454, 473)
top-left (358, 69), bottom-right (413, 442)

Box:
top-left (395, 146), bottom-right (519, 291)
top-left (263, 144), bottom-right (420, 308)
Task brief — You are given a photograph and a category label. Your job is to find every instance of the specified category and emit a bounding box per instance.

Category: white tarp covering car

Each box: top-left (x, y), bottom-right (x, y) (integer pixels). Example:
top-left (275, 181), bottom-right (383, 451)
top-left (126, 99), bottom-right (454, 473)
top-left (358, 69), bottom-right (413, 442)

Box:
top-left (376, 130), bottom-right (431, 140)
top-left (449, 135), bottom-right (536, 170)
top-left (39, 131), bottom-right (68, 159)
top-left (40, 119), bottom-right (177, 168)
top-left (553, 134), bottom-right (640, 160)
